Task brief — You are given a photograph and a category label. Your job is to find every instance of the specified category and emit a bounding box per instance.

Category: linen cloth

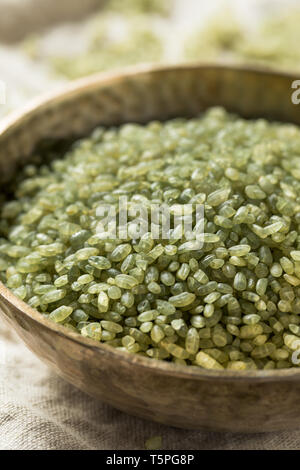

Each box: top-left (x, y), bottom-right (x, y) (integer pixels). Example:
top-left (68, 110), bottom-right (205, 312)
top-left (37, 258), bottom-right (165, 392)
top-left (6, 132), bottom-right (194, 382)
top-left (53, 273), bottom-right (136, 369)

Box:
top-left (0, 321), bottom-right (299, 450)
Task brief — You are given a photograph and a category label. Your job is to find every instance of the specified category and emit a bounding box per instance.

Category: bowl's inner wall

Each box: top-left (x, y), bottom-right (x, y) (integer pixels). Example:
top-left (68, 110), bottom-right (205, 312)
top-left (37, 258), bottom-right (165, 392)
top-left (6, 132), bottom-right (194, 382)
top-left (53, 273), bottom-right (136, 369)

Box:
top-left (0, 65), bottom-right (298, 183)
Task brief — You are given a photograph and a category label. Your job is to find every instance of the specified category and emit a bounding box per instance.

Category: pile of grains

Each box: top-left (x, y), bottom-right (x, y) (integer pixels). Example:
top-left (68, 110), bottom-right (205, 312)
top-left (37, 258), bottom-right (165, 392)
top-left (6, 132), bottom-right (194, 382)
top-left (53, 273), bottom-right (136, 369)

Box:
top-left (2, 107), bottom-right (300, 371)
top-left (21, 0), bottom-right (171, 80)
top-left (185, 8), bottom-right (300, 72)
top-left (51, 19), bottom-right (163, 80)
top-left (185, 8), bottom-right (244, 63)
top-left (23, 3), bottom-right (300, 81)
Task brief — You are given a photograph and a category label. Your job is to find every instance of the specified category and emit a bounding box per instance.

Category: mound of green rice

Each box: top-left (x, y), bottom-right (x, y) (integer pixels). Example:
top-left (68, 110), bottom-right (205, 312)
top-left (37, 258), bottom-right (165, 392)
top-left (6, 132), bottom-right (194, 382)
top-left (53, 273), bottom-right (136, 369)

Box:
top-left (1, 107), bottom-right (300, 371)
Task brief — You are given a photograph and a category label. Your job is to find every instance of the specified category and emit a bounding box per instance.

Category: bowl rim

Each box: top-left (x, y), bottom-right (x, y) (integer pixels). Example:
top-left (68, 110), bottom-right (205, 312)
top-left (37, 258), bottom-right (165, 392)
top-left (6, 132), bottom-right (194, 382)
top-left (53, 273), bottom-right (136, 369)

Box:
top-left (1, 60), bottom-right (298, 135)
top-left (1, 61), bottom-right (300, 382)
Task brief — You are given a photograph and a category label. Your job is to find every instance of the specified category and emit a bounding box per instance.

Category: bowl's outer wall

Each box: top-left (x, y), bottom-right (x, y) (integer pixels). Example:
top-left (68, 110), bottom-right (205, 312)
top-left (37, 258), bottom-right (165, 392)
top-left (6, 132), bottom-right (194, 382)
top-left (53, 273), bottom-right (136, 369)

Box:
top-left (2, 287), bottom-right (300, 432)
top-left (1, 64), bottom-right (300, 432)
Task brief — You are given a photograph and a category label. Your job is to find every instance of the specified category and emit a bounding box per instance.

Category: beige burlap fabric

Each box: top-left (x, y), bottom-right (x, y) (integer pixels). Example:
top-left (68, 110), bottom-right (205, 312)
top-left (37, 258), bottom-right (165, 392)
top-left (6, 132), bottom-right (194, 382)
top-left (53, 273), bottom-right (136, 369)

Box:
top-left (0, 321), bottom-right (299, 450)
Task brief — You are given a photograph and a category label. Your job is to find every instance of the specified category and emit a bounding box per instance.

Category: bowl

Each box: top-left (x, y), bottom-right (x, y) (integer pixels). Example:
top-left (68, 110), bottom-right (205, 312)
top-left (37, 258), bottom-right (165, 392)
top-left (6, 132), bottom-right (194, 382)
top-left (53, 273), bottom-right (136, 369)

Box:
top-left (1, 63), bottom-right (300, 433)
